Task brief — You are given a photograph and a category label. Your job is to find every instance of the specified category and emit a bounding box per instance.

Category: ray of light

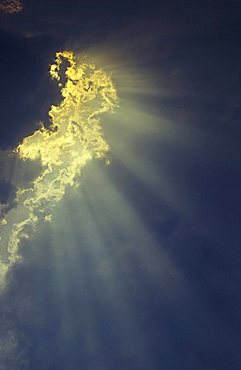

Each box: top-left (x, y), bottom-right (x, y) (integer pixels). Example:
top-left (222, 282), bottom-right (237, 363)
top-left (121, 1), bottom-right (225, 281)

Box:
top-left (0, 45), bottom-right (197, 368)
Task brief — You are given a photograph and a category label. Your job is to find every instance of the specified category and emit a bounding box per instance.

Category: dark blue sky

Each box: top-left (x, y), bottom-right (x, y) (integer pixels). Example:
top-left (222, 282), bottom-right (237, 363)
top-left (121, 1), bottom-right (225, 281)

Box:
top-left (0, 1), bottom-right (241, 369)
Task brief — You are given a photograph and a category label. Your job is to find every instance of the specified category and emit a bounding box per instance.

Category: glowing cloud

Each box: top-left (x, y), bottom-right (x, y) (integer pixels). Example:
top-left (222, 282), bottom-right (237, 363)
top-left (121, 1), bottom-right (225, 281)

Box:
top-left (0, 0), bottom-right (23, 14)
top-left (0, 50), bottom-right (118, 288)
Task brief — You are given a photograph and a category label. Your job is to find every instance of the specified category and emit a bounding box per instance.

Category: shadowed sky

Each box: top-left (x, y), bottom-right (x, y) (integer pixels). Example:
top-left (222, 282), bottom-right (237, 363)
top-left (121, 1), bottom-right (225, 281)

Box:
top-left (0, 1), bottom-right (241, 370)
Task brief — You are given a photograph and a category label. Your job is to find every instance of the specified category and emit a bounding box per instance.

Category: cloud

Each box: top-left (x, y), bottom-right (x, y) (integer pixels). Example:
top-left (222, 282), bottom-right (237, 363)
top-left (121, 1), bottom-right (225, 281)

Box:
top-left (0, 0), bottom-right (23, 14)
top-left (0, 50), bottom-right (118, 289)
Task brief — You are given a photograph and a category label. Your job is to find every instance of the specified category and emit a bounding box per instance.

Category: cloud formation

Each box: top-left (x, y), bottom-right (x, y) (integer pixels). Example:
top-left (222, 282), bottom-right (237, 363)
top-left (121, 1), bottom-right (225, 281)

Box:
top-left (0, 0), bottom-right (23, 14)
top-left (0, 50), bottom-right (118, 289)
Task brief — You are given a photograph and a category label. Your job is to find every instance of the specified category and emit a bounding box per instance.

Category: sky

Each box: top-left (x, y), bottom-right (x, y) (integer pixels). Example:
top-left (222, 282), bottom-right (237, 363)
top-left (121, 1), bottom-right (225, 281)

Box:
top-left (0, 1), bottom-right (241, 369)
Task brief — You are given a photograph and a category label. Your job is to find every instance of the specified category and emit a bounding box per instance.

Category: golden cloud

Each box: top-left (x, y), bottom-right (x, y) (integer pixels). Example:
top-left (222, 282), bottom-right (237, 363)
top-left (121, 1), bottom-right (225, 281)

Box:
top-left (0, 50), bottom-right (118, 288)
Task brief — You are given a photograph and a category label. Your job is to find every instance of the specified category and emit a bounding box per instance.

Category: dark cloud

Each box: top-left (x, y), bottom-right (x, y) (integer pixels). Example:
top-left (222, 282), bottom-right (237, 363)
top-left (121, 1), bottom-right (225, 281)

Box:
top-left (0, 0), bottom-right (23, 14)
